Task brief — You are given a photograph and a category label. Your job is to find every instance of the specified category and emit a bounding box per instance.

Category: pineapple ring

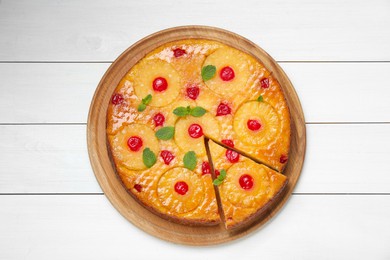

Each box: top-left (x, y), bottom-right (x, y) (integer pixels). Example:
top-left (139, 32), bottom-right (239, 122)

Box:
top-left (109, 123), bottom-right (160, 170)
top-left (220, 161), bottom-right (270, 208)
top-left (132, 59), bottom-right (181, 107)
top-left (174, 113), bottom-right (220, 156)
top-left (157, 167), bottom-right (205, 214)
top-left (202, 47), bottom-right (251, 97)
top-left (233, 101), bottom-right (281, 147)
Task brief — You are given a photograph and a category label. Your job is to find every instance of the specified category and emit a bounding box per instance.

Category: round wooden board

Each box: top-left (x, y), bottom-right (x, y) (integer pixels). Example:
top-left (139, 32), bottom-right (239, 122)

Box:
top-left (87, 26), bottom-right (306, 246)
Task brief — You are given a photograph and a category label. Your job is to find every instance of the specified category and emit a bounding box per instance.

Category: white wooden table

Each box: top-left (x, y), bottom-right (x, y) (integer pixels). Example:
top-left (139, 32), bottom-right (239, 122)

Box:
top-left (1, 0), bottom-right (389, 259)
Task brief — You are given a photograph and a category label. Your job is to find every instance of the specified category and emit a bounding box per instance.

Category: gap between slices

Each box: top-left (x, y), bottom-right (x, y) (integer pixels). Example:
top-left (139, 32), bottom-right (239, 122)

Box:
top-left (203, 136), bottom-right (288, 230)
top-left (204, 137), bottom-right (227, 225)
top-left (206, 136), bottom-right (281, 173)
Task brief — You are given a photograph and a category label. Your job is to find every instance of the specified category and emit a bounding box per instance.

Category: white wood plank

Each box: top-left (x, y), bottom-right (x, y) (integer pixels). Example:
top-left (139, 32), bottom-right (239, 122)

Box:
top-left (0, 124), bottom-right (389, 193)
top-left (281, 62), bottom-right (390, 123)
top-left (0, 0), bottom-right (389, 62)
top-left (0, 195), bottom-right (388, 259)
top-left (0, 125), bottom-right (101, 193)
top-left (297, 123), bottom-right (390, 193)
top-left (1, 63), bottom-right (390, 123)
top-left (0, 63), bottom-right (109, 123)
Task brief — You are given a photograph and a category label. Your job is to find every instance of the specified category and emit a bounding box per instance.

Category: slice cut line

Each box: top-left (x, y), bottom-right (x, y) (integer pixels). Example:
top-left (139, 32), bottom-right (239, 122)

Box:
top-left (205, 136), bottom-right (281, 172)
top-left (204, 138), bottom-right (227, 225)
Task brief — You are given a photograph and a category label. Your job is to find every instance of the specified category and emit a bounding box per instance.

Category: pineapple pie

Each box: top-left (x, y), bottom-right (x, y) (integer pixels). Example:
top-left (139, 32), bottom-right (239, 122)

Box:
top-left (106, 40), bottom-right (290, 229)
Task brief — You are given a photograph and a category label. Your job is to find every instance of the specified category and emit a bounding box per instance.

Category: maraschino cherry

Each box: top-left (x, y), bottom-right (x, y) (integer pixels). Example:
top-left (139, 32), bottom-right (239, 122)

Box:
top-left (260, 78), bottom-right (269, 89)
top-left (239, 174), bottom-right (254, 190)
top-left (216, 102), bottom-right (231, 116)
top-left (247, 119), bottom-right (262, 131)
top-left (173, 48), bottom-right (186, 58)
top-left (160, 150), bottom-right (175, 165)
top-left (111, 93), bottom-right (124, 105)
top-left (127, 136), bottom-right (143, 152)
top-left (220, 66), bottom-right (235, 81)
top-left (202, 161), bottom-right (211, 175)
top-left (186, 85), bottom-right (200, 100)
top-left (188, 124), bottom-right (203, 138)
top-left (153, 77), bottom-right (168, 92)
top-left (153, 113), bottom-right (165, 127)
top-left (174, 181), bottom-right (189, 195)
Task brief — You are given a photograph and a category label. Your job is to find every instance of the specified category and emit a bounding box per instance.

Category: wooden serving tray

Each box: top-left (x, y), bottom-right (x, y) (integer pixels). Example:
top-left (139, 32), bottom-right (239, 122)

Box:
top-left (87, 26), bottom-right (306, 246)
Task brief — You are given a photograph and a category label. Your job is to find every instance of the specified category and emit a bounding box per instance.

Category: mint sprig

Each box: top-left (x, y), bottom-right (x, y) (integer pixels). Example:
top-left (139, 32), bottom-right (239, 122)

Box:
top-left (173, 106), bottom-right (189, 117)
top-left (202, 65), bottom-right (216, 81)
top-left (155, 126), bottom-right (175, 140)
top-left (257, 95), bottom-right (264, 102)
top-left (213, 169), bottom-right (227, 186)
top-left (173, 106), bottom-right (207, 117)
top-left (138, 94), bottom-right (152, 112)
top-left (183, 151), bottom-right (197, 170)
top-left (190, 106), bottom-right (207, 117)
top-left (142, 147), bottom-right (156, 168)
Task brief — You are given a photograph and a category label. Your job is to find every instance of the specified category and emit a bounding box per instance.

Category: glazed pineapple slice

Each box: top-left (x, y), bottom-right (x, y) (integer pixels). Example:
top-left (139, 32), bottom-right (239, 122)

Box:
top-left (108, 123), bottom-right (160, 170)
top-left (174, 112), bottom-right (221, 156)
top-left (233, 101), bottom-right (281, 147)
top-left (209, 143), bottom-right (287, 229)
top-left (131, 59), bottom-right (181, 107)
top-left (157, 167), bottom-right (205, 214)
top-left (202, 47), bottom-right (251, 97)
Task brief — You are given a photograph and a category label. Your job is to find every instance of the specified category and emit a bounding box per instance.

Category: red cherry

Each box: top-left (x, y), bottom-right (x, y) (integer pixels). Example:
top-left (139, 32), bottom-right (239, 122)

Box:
top-left (174, 181), bottom-right (189, 195)
top-left (127, 136), bottom-right (143, 152)
top-left (153, 113), bottom-right (165, 127)
top-left (260, 78), bottom-right (269, 89)
top-left (202, 161), bottom-right (211, 175)
top-left (247, 119), bottom-right (262, 131)
top-left (153, 77), bottom-right (168, 92)
top-left (173, 48), bottom-right (186, 58)
top-left (188, 124), bottom-right (203, 138)
top-left (134, 184), bottom-right (142, 192)
top-left (186, 85), bottom-right (200, 100)
top-left (111, 93), bottom-right (124, 105)
top-left (215, 170), bottom-right (220, 177)
top-left (280, 154), bottom-right (288, 164)
top-left (221, 139), bottom-right (234, 148)
top-left (216, 102), bottom-right (231, 116)
top-left (226, 149), bottom-right (240, 163)
top-left (220, 66), bottom-right (235, 81)
top-left (239, 174), bottom-right (254, 190)
top-left (160, 150), bottom-right (175, 165)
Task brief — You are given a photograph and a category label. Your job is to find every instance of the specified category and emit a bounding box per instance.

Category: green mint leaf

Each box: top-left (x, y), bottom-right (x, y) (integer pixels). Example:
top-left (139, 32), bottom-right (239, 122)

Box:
top-left (155, 126), bottom-right (175, 140)
top-left (186, 106), bottom-right (191, 114)
top-left (218, 169), bottom-right (227, 180)
top-left (213, 179), bottom-right (223, 186)
top-left (257, 95), bottom-right (264, 102)
top-left (214, 169), bottom-right (227, 186)
top-left (173, 106), bottom-right (189, 117)
top-left (142, 148), bottom-right (156, 168)
top-left (142, 94), bottom-right (152, 105)
top-left (137, 103), bottom-right (147, 112)
top-left (201, 65), bottom-right (216, 81)
top-left (183, 151), bottom-right (197, 170)
top-left (190, 106), bottom-right (207, 117)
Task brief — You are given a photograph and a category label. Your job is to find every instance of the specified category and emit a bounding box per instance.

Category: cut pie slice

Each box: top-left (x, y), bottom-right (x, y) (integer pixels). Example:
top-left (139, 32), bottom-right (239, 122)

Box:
top-left (207, 140), bottom-right (288, 229)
